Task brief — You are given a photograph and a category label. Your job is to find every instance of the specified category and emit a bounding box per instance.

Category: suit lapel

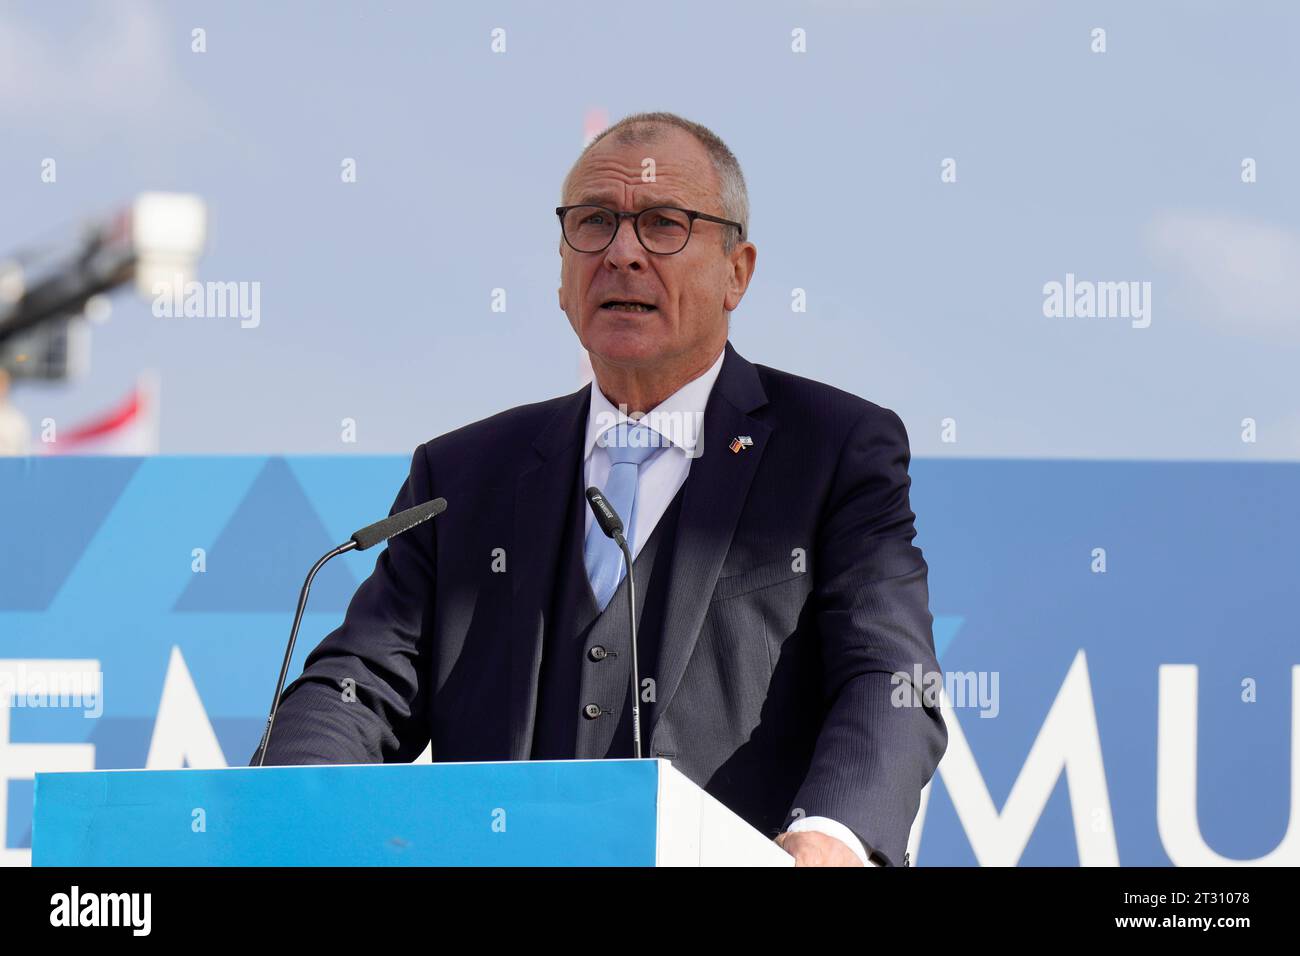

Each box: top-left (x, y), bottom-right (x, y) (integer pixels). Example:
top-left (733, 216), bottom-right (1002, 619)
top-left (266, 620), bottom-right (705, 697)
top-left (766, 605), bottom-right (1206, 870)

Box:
top-left (507, 385), bottom-right (589, 760)
top-left (650, 342), bottom-right (771, 739)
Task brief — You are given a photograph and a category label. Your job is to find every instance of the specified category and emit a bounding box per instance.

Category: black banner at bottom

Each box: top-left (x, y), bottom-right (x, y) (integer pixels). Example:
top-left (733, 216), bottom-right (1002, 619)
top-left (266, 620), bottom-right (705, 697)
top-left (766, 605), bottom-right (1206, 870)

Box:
top-left (0, 864), bottom-right (1285, 941)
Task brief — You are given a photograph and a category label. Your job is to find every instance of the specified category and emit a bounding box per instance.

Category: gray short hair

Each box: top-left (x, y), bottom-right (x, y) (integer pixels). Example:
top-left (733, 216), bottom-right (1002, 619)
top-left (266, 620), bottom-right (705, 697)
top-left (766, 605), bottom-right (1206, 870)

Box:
top-left (560, 112), bottom-right (749, 253)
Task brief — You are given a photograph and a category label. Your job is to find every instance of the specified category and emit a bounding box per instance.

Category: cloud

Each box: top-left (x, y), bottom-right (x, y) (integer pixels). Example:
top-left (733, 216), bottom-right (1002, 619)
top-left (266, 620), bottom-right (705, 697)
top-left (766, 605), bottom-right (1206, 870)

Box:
top-left (0, 6), bottom-right (209, 134)
top-left (1146, 211), bottom-right (1300, 343)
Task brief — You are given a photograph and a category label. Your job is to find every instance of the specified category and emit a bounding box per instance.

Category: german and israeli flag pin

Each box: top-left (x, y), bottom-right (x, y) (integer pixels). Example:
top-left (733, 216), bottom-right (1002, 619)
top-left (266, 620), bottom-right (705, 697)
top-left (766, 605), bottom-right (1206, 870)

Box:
top-left (729, 435), bottom-right (754, 454)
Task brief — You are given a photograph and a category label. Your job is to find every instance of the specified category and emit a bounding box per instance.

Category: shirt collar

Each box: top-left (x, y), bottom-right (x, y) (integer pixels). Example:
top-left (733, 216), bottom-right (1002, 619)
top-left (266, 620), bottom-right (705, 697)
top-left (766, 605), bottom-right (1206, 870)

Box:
top-left (584, 346), bottom-right (726, 461)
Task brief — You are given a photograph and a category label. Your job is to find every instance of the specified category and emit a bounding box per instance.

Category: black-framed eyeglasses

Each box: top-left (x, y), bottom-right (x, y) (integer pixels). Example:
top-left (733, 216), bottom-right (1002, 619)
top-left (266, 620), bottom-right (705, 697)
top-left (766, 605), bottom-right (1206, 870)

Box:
top-left (555, 204), bottom-right (745, 256)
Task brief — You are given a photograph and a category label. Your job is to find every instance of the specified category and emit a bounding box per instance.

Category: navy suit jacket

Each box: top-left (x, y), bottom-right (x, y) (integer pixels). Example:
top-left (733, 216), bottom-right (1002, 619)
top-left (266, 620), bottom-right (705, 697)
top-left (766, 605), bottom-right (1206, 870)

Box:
top-left (255, 341), bottom-right (946, 866)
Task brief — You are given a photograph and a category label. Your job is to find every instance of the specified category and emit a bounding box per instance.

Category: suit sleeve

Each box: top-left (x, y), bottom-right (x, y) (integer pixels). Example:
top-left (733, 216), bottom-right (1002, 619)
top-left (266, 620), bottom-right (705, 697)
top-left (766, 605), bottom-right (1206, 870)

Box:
top-left (787, 407), bottom-right (947, 866)
top-left (250, 444), bottom-right (438, 765)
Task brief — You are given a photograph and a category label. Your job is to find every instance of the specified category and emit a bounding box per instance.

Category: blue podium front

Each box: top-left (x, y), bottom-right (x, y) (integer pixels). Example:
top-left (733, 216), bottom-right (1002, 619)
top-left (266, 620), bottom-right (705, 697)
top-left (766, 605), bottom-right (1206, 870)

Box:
top-left (34, 760), bottom-right (662, 866)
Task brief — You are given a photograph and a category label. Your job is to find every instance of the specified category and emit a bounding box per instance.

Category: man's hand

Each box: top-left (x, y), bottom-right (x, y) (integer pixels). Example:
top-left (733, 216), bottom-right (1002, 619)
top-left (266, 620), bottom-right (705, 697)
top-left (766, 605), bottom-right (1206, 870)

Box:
top-left (774, 830), bottom-right (866, 867)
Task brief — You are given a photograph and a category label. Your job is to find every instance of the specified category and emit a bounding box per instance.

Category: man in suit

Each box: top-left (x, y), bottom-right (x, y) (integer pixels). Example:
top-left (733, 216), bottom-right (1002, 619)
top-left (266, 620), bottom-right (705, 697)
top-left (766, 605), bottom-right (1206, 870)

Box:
top-left (255, 112), bottom-right (946, 867)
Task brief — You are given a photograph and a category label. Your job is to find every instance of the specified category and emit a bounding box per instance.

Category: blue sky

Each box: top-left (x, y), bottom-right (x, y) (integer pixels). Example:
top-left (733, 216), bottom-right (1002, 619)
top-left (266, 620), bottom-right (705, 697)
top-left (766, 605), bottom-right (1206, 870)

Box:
top-left (2, 0), bottom-right (1296, 458)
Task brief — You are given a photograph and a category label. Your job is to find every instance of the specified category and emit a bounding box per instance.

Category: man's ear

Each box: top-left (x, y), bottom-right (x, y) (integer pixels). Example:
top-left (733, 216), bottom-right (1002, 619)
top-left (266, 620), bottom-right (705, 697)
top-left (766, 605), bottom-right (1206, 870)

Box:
top-left (723, 242), bottom-right (757, 312)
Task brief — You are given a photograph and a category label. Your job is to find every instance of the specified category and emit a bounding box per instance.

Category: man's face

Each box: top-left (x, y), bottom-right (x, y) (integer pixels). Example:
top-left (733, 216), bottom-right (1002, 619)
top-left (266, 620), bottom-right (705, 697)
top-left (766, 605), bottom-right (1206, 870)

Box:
top-left (558, 127), bottom-right (755, 373)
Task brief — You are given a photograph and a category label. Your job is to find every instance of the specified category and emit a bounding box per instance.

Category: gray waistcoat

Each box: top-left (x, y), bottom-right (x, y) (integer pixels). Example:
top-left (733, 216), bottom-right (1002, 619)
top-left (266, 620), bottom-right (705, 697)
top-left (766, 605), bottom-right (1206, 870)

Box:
top-left (531, 454), bottom-right (686, 760)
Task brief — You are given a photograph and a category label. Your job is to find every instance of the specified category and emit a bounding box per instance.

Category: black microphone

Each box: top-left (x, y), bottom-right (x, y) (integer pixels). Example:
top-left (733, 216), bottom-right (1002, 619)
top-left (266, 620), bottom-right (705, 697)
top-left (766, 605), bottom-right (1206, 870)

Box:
top-left (586, 486), bottom-right (624, 541)
top-left (351, 496), bottom-right (447, 551)
top-left (585, 486), bottom-right (644, 760)
top-left (254, 496), bottom-right (448, 766)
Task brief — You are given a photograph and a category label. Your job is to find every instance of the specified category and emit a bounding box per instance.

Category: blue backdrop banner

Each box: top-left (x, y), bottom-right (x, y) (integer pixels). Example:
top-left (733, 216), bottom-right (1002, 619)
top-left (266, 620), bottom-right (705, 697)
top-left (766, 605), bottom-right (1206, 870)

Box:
top-left (1, 456), bottom-right (1295, 866)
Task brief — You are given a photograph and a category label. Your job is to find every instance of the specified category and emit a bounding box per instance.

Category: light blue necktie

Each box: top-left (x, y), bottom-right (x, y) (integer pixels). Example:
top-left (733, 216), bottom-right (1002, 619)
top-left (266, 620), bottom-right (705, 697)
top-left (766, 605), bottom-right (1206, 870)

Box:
top-left (584, 421), bottom-right (664, 611)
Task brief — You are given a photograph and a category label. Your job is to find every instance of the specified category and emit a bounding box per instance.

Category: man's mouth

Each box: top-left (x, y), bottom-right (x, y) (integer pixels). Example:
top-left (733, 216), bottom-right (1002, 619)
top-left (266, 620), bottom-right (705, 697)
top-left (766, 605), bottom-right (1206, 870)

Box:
top-left (600, 300), bottom-right (658, 314)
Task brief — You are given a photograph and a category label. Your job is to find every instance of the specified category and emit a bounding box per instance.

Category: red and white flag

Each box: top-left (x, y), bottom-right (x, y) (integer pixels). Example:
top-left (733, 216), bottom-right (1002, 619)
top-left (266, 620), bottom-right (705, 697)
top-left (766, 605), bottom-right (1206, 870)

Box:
top-left (46, 371), bottom-right (160, 455)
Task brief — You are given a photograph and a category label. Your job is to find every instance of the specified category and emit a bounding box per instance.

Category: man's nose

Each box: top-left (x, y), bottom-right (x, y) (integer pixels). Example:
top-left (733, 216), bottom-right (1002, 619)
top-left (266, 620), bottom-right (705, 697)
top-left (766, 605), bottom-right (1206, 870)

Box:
top-left (603, 216), bottom-right (646, 270)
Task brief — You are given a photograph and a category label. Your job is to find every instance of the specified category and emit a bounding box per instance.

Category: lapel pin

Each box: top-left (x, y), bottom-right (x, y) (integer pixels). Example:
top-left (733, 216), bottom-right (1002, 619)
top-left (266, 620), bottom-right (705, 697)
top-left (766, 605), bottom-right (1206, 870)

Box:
top-left (729, 435), bottom-right (754, 453)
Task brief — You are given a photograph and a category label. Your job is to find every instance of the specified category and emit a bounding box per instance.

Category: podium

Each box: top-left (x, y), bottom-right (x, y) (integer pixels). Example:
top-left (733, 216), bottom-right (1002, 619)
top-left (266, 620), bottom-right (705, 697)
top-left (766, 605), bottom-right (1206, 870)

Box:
top-left (32, 758), bottom-right (793, 866)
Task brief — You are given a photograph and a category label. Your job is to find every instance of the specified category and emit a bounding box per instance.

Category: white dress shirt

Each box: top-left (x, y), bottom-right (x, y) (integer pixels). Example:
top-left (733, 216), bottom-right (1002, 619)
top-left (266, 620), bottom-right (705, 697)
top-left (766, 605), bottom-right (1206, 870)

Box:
top-left (581, 347), bottom-right (879, 867)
